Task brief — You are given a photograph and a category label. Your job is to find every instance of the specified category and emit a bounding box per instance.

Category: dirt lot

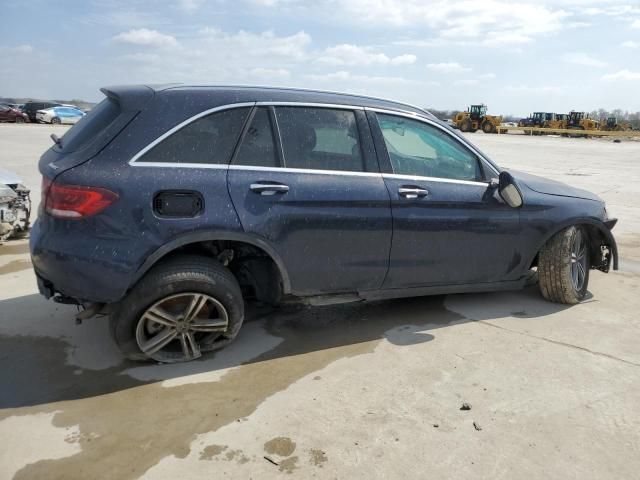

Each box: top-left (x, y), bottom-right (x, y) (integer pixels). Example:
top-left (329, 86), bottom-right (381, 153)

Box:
top-left (1, 125), bottom-right (639, 479)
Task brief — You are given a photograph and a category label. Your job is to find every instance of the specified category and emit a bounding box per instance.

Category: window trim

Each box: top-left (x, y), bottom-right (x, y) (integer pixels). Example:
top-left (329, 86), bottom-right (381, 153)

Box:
top-left (230, 106), bottom-right (282, 168)
top-left (129, 102), bottom-right (255, 167)
top-left (128, 101), bottom-right (500, 183)
top-left (274, 104), bottom-right (368, 173)
top-left (367, 107), bottom-right (499, 181)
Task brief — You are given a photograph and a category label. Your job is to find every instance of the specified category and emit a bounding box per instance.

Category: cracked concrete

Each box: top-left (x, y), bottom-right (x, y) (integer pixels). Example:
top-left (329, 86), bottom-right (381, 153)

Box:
top-left (1, 126), bottom-right (639, 479)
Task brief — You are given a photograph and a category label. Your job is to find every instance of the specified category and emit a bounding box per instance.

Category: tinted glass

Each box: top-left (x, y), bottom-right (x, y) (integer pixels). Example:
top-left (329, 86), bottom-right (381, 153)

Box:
top-left (57, 98), bottom-right (121, 152)
top-left (276, 107), bottom-right (364, 172)
top-left (233, 107), bottom-right (278, 167)
top-left (377, 113), bottom-right (482, 181)
top-left (138, 107), bottom-right (250, 164)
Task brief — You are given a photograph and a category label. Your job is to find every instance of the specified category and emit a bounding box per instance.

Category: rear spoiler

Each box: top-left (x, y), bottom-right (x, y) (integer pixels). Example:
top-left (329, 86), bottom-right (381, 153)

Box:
top-left (99, 85), bottom-right (157, 111)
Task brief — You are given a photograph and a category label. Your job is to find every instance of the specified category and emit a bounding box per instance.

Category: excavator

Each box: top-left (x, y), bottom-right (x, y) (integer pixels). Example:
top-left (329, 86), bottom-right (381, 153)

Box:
top-left (452, 104), bottom-right (502, 133)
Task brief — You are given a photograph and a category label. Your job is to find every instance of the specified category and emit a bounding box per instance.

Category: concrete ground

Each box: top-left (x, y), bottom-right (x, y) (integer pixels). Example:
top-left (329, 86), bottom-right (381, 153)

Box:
top-left (1, 124), bottom-right (639, 479)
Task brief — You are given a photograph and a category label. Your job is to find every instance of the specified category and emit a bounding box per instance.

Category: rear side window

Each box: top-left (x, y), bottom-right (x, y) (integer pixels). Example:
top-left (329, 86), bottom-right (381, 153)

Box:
top-left (233, 107), bottom-right (278, 168)
top-left (58, 98), bottom-right (121, 153)
top-left (138, 107), bottom-right (250, 164)
top-left (275, 107), bottom-right (365, 172)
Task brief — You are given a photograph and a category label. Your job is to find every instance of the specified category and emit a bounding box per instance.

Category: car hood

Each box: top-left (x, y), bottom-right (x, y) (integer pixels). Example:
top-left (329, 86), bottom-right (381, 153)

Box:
top-left (0, 167), bottom-right (23, 185)
top-left (512, 170), bottom-right (602, 202)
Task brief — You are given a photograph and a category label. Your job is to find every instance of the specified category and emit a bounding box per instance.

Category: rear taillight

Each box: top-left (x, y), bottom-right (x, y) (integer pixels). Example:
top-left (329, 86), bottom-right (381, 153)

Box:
top-left (42, 176), bottom-right (118, 219)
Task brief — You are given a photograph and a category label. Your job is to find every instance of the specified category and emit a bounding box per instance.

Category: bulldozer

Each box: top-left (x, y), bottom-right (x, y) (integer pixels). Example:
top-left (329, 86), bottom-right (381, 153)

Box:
top-left (542, 113), bottom-right (567, 130)
top-left (518, 112), bottom-right (545, 128)
top-left (599, 117), bottom-right (632, 131)
top-left (452, 104), bottom-right (502, 133)
top-left (567, 111), bottom-right (599, 132)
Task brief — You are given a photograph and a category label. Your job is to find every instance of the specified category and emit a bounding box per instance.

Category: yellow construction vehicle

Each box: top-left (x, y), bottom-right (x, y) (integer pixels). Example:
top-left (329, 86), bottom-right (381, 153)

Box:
top-left (452, 104), bottom-right (502, 133)
top-left (543, 113), bottom-right (567, 130)
top-left (600, 117), bottom-right (632, 131)
top-left (567, 111), bottom-right (599, 132)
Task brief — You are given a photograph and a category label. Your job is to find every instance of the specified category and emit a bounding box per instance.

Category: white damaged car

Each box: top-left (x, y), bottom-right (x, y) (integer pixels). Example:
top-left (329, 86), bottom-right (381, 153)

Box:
top-left (0, 168), bottom-right (30, 243)
top-left (36, 106), bottom-right (85, 124)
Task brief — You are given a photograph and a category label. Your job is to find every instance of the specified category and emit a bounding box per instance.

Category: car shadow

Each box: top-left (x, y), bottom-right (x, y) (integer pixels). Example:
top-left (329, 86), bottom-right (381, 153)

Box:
top-left (0, 287), bottom-right (573, 409)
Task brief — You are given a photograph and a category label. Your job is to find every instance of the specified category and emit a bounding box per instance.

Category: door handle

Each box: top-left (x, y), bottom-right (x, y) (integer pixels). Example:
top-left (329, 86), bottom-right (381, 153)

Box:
top-left (398, 186), bottom-right (429, 199)
top-left (250, 183), bottom-right (290, 196)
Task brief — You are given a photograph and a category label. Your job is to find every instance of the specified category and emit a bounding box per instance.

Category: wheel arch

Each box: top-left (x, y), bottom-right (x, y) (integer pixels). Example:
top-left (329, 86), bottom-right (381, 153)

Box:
top-left (129, 230), bottom-right (292, 294)
top-left (527, 218), bottom-right (618, 272)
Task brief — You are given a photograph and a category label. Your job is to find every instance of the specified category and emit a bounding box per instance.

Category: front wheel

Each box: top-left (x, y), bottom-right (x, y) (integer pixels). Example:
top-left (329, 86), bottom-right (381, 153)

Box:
top-left (51, 117), bottom-right (61, 124)
top-left (482, 121), bottom-right (495, 134)
top-left (110, 255), bottom-right (244, 363)
top-left (538, 226), bottom-right (590, 304)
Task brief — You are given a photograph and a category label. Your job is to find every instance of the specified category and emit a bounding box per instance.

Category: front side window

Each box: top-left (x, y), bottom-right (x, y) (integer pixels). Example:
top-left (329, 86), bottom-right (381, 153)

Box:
top-left (377, 113), bottom-right (483, 182)
top-left (137, 107), bottom-right (250, 164)
top-left (275, 107), bottom-right (365, 172)
top-left (233, 107), bottom-right (278, 168)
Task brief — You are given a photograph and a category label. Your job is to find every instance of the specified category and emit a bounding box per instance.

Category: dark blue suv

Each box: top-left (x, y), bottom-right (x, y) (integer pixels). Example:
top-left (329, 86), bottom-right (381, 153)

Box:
top-left (30, 85), bottom-right (618, 363)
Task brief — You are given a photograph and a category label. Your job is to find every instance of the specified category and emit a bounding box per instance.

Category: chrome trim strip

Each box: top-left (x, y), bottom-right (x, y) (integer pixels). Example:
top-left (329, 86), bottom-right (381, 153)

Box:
top-left (366, 107), bottom-right (501, 177)
top-left (228, 164), bottom-right (380, 177)
top-left (130, 162), bottom-right (228, 170)
top-left (256, 101), bottom-right (364, 110)
top-left (381, 173), bottom-right (488, 187)
top-left (128, 100), bottom-right (497, 183)
top-left (128, 161), bottom-right (488, 186)
top-left (129, 102), bottom-right (256, 165)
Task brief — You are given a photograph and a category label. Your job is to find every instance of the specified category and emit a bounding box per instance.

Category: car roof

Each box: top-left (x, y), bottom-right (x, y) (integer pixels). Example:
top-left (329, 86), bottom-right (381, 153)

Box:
top-left (102, 84), bottom-right (436, 120)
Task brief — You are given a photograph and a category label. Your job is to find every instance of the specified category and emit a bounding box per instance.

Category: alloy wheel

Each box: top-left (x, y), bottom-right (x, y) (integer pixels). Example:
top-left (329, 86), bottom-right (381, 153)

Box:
top-left (570, 230), bottom-right (587, 292)
top-left (135, 293), bottom-right (229, 363)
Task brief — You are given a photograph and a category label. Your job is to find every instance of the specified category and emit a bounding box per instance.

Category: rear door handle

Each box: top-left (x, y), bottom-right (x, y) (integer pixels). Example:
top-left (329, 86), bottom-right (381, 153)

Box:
top-left (398, 186), bottom-right (429, 199)
top-left (250, 183), bottom-right (290, 196)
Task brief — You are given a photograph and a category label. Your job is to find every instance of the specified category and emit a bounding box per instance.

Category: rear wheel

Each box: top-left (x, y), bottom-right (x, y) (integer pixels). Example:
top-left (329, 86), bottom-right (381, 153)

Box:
top-left (51, 117), bottom-right (61, 125)
top-left (110, 255), bottom-right (244, 362)
top-left (538, 226), bottom-right (590, 304)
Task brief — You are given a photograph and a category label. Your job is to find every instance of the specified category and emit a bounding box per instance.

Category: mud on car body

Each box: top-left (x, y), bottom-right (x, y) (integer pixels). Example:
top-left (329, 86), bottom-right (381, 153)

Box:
top-left (30, 85), bottom-right (618, 363)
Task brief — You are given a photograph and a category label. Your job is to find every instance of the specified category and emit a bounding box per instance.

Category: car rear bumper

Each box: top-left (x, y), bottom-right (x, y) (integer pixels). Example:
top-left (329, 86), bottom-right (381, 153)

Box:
top-left (29, 218), bottom-right (138, 304)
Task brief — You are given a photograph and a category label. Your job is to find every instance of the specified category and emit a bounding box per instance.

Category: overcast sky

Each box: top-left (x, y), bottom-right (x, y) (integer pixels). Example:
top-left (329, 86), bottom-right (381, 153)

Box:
top-left (1, 0), bottom-right (640, 115)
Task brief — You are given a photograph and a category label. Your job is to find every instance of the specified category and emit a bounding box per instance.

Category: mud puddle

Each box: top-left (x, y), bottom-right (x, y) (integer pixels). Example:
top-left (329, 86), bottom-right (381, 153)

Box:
top-left (5, 296), bottom-right (462, 479)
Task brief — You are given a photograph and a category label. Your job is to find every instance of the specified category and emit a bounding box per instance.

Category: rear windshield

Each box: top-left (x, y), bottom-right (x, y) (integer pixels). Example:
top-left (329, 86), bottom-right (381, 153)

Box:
top-left (57, 98), bottom-right (120, 152)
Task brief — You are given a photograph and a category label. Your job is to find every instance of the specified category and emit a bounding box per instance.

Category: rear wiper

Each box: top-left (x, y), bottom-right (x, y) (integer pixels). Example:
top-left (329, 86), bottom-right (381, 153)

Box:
top-left (50, 133), bottom-right (62, 148)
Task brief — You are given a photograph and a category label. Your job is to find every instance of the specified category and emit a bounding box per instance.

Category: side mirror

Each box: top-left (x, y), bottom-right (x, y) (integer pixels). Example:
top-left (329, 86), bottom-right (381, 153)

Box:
top-left (498, 171), bottom-right (523, 208)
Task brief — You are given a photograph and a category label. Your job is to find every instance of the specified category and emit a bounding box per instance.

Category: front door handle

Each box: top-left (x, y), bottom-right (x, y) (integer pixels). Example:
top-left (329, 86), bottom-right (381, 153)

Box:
top-left (250, 183), bottom-right (290, 196)
top-left (398, 186), bottom-right (429, 199)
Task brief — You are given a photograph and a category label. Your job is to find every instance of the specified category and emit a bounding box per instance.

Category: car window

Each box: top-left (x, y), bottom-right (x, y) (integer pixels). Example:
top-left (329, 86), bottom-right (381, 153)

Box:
top-left (377, 113), bottom-right (483, 182)
top-left (137, 107), bottom-right (250, 164)
top-left (275, 107), bottom-right (365, 172)
top-left (233, 107), bottom-right (278, 168)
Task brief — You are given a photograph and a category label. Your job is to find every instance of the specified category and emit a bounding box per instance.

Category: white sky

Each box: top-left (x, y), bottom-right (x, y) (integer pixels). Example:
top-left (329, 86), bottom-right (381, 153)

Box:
top-left (1, 0), bottom-right (640, 115)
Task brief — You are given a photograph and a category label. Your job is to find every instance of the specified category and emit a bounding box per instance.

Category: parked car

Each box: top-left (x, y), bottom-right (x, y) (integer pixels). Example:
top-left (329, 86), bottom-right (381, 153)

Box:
top-left (36, 106), bottom-right (85, 124)
top-left (30, 85), bottom-right (618, 363)
top-left (0, 103), bottom-right (29, 123)
top-left (21, 101), bottom-right (61, 122)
